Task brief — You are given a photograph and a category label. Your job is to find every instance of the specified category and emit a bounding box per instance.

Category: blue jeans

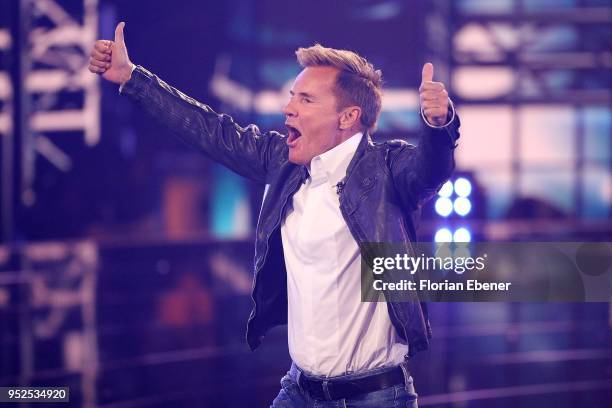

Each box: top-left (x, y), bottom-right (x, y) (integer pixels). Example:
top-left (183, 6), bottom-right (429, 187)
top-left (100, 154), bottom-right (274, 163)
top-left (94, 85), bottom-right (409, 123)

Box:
top-left (271, 362), bottom-right (418, 408)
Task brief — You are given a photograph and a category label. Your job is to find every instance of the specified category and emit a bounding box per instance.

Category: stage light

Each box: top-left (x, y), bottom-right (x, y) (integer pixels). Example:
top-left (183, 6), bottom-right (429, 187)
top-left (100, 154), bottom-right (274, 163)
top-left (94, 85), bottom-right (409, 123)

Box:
top-left (435, 197), bottom-right (453, 217)
top-left (454, 197), bottom-right (472, 216)
top-left (434, 228), bottom-right (453, 243)
top-left (453, 227), bottom-right (472, 242)
top-left (438, 180), bottom-right (453, 198)
top-left (454, 177), bottom-right (472, 197)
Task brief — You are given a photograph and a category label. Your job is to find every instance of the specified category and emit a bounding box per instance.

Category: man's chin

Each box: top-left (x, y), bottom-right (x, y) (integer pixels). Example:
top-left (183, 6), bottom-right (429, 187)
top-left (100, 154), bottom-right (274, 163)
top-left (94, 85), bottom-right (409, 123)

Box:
top-left (288, 152), bottom-right (309, 165)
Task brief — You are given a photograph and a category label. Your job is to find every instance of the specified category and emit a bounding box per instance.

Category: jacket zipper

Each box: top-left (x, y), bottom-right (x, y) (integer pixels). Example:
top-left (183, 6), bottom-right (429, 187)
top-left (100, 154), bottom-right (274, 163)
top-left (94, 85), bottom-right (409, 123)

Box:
top-left (246, 172), bottom-right (303, 343)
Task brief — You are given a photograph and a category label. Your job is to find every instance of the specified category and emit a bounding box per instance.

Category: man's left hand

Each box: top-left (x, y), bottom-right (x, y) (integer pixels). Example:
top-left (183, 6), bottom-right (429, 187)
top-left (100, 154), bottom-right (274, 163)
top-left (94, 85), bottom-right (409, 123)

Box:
top-left (419, 62), bottom-right (450, 126)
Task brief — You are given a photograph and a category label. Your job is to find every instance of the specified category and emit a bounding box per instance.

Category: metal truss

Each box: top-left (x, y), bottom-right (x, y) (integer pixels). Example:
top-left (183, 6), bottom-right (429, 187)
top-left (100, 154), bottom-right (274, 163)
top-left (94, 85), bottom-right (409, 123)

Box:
top-left (429, 0), bottom-right (612, 222)
top-left (26, 0), bottom-right (100, 145)
top-left (0, 20), bottom-right (13, 241)
top-left (449, 3), bottom-right (612, 105)
top-left (1, 1), bottom-right (101, 402)
top-left (1, 0), bottom-right (100, 240)
top-left (15, 0), bottom-right (100, 197)
top-left (0, 241), bottom-right (99, 407)
top-left (0, 28), bottom-right (11, 136)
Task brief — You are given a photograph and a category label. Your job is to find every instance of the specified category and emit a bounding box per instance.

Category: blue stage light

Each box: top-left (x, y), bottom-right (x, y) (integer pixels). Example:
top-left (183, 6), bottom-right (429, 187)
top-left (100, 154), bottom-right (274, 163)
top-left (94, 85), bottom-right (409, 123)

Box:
top-left (454, 197), bottom-right (472, 216)
top-left (434, 228), bottom-right (453, 243)
top-left (453, 227), bottom-right (472, 242)
top-left (435, 197), bottom-right (453, 217)
top-left (454, 177), bottom-right (472, 197)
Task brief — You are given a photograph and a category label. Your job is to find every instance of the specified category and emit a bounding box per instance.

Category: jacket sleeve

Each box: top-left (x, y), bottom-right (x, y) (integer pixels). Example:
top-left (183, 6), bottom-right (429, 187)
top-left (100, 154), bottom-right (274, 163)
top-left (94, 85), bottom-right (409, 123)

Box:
top-left (120, 65), bottom-right (286, 185)
top-left (389, 115), bottom-right (461, 211)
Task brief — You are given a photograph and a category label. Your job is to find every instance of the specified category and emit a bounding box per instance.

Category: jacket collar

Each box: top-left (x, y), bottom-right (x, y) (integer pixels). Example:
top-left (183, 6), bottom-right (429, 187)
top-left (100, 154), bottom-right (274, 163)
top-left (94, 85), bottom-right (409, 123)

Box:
top-left (343, 131), bottom-right (374, 183)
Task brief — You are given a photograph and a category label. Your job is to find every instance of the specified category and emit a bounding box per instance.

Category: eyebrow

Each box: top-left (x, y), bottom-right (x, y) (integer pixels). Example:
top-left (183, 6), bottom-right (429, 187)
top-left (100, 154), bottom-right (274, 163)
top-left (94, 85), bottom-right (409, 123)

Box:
top-left (289, 90), bottom-right (315, 99)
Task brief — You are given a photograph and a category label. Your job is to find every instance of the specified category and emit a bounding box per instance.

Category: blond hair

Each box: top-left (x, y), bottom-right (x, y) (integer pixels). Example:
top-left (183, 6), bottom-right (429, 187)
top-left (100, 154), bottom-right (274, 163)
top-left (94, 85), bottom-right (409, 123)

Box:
top-left (296, 44), bottom-right (383, 132)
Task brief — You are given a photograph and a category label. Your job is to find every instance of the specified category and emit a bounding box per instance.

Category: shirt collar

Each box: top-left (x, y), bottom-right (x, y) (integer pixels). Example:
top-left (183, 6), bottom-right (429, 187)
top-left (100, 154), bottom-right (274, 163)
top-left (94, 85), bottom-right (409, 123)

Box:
top-left (308, 132), bottom-right (363, 187)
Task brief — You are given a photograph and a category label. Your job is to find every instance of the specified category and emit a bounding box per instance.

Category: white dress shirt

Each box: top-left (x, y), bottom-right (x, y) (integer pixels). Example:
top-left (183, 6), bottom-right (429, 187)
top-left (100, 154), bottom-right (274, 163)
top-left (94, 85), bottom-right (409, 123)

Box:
top-left (281, 132), bottom-right (408, 377)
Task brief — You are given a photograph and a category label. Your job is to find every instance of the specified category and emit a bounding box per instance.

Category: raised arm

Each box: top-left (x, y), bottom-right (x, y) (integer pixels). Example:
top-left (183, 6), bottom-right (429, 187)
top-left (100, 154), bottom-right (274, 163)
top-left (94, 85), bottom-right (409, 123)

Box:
top-left (390, 63), bottom-right (460, 211)
top-left (88, 22), bottom-right (286, 184)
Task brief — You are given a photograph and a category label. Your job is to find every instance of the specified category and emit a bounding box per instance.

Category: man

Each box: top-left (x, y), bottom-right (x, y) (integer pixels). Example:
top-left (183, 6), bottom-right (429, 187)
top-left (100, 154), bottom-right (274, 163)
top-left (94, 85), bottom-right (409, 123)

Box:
top-left (89, 22), bottom-right (459, 407)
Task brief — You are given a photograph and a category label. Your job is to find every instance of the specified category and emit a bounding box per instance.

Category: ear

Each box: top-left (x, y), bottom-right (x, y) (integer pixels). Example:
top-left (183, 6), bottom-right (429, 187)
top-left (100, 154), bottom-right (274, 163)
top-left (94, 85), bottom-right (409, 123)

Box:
top-left (338, 106), bottom-right (362, 130)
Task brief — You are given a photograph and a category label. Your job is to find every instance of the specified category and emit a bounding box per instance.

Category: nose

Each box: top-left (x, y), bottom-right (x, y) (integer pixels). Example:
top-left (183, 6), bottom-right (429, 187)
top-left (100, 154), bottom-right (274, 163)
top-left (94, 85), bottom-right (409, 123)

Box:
top-left (283, 98), bottom-right (296, 118)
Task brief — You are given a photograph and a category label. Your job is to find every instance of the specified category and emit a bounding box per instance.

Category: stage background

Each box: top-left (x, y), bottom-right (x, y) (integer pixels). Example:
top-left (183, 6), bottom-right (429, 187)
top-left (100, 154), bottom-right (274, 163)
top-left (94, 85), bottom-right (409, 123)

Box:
top-left (0, 0), bottom-right (610, 407)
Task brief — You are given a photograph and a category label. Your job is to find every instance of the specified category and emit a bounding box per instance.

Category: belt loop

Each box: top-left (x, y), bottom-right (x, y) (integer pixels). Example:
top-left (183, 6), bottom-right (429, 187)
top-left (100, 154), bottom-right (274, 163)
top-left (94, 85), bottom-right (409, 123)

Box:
top-left (399, 361), bottom-right (411, 390)
top-left (322, 380), bottom-right (332, 400)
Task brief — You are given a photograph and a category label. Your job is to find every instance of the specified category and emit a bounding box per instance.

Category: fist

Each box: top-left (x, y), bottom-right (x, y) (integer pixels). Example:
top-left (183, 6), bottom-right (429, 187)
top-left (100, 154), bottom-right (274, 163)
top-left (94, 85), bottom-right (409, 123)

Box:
top-left (88, 22), bottom-right (134, 85)
top-left (419, 63), bottom-right (450, 126)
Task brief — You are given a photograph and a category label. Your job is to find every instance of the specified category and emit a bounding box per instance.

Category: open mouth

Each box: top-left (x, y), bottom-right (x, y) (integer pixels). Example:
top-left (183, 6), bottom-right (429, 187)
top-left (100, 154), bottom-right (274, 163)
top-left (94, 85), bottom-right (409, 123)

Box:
top-left (286, 125), bottom-right (302, 147)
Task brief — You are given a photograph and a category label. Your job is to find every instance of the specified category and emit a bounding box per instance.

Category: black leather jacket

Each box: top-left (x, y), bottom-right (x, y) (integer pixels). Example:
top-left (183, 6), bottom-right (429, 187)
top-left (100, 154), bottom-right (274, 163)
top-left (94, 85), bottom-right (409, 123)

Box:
top-left (122, 65), bottom-right (460, 358)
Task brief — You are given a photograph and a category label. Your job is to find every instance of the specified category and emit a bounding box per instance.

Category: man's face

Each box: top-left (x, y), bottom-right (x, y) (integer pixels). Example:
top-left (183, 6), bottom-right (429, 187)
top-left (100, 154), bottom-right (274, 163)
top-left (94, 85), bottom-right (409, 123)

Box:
top-left (283, 66), bottom-right (344, 165)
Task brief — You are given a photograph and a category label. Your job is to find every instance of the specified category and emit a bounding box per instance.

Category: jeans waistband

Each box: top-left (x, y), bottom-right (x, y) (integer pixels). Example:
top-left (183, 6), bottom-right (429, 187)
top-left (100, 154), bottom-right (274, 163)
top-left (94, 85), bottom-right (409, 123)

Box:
top-left (289, 360), bottom-right (411, 384)
top-left (289, 361), bottom-right (412, 401)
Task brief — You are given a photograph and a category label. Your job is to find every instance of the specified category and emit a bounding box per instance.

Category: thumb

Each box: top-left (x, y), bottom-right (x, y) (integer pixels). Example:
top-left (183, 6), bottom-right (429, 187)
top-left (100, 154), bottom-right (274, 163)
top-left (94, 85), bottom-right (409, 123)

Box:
top-left (114, 21), bottom-right (126, 45)
top-left (421, 62), bottom-right (434, 83)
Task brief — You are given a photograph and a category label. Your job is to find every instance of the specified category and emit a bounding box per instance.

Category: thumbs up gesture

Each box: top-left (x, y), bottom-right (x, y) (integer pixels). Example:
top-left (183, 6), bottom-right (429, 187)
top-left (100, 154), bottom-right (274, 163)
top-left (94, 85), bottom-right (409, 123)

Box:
top-left (88, 22), bottom-right (134, 85)
top-left (419, 63), bottom-right (450, 126)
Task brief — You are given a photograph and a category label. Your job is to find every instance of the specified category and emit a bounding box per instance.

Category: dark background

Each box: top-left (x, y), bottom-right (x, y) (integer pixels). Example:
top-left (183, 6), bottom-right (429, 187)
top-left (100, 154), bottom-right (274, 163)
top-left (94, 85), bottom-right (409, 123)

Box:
top-left (0, 0), bottom-right (610, 407)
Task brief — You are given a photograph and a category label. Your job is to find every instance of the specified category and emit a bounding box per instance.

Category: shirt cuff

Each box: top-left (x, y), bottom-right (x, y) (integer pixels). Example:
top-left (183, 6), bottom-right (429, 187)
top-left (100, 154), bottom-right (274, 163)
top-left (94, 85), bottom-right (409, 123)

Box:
top-left (118, 64), bottom-right (137, 93)
top-left (421, 98), bottom-right (456, 129)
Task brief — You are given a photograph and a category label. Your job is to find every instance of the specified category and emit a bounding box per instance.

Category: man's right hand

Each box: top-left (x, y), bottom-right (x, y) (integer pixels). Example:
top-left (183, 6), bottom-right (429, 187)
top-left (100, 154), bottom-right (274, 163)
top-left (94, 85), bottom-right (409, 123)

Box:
top-left (88, 22), bottom-right (134, 85)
